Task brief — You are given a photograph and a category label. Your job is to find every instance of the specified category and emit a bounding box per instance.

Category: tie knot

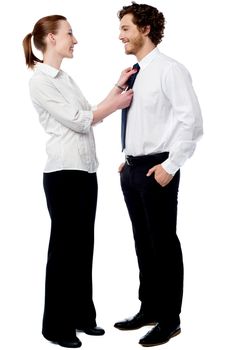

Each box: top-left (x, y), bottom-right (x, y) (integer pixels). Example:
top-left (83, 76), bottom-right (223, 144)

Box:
top-left (133, 63), bottom-right (140, 71)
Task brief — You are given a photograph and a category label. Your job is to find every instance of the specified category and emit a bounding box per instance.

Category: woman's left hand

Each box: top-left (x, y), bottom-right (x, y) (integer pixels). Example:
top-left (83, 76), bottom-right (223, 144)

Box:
top-left (117, 67), bottom-right (138, 89)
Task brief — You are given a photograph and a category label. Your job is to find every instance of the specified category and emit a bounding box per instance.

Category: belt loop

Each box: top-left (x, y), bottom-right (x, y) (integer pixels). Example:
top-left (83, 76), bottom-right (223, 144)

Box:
top-left (125, 156), bottom-right (131, 166)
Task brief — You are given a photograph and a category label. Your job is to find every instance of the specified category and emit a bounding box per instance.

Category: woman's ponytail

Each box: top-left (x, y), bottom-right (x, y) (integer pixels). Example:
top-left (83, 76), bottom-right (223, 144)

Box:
top-left (23, 15), bottom-right (67, 69)
top-left (22, 33), bottom-right (42, 69)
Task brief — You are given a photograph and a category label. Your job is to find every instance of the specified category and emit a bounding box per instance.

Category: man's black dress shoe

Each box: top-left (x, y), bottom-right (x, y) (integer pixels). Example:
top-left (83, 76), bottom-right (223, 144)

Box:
top-left (45, 335), bottom-right (82, 348)
top-left (114, 311), bottom-right (157, 330)
top-left (139, 323), bottom-right (181, 346)
top-left (77, 326), bottom-right (105, 336)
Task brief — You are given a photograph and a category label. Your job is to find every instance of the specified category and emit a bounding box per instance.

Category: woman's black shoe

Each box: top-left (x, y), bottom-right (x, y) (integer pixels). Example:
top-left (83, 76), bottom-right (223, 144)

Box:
top-left (44, 335), bottom-right (82, 348)
top-left (77, 326), bottom-right (105, 336)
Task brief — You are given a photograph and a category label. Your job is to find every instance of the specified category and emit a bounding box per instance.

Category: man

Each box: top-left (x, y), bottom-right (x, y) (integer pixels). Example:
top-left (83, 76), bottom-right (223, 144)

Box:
top-left (114, 2), bottom-right (203, 347)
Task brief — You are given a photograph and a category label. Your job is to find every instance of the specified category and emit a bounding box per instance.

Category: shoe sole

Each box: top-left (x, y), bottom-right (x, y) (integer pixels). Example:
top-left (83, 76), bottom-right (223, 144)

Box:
top-left (115, 321), bottom-right (157, 331)
top-left (140, 328), bottom-right (181, 347)
top-left (48, 340), bottom-right (82, 348)
top-left (44, 336), bottom-right (82, 348)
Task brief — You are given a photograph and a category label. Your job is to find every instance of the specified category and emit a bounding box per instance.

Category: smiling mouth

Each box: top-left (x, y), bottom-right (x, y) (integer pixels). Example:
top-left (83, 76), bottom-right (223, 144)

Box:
top-left (124, 43), bottom-right (131, 50)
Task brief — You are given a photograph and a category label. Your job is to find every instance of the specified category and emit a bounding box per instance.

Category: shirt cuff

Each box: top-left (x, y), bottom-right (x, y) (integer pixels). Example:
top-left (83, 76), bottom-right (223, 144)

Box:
top-left (78, 110), bottom-right (94, 133)
top-left (161, 159), bottom-right (180, 175)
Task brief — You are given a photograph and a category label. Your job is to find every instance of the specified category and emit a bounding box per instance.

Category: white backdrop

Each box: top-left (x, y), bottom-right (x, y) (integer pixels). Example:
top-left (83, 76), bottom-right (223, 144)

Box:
top-left (0, 0), bottom-right (232, 349)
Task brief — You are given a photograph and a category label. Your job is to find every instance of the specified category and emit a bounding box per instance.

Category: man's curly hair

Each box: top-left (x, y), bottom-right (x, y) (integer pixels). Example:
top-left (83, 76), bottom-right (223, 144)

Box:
top-left (118, 2), bottom-right (165, 46)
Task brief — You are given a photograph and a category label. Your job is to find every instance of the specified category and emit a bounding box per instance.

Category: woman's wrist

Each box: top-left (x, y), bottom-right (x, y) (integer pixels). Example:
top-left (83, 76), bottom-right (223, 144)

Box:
top-left (114, 83), bottom-right (125, 91)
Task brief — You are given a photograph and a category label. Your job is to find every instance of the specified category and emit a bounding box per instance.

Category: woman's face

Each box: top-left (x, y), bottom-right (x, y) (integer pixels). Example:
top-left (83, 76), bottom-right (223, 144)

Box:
top-left (52, 20), bottom-right (77, 59)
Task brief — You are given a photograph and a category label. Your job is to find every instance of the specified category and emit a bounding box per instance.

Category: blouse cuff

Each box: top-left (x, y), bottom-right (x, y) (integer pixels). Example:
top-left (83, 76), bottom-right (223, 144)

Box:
top-left (91, 105), bottom-right (103, 126)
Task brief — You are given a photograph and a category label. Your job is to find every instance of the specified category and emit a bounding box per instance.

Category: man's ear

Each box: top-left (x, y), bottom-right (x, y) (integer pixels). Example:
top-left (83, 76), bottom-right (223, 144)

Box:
top-left (142, 25), bottom-right (151, 36)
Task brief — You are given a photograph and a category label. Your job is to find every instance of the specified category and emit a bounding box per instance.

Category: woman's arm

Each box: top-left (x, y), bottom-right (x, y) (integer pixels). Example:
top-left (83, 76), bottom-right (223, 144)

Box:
top-left (92, 87), bottom-right (133, 124)
top-left (92, 67), bottom-right (137, 124)
top-left (29, 67), bottom-right (136, 132)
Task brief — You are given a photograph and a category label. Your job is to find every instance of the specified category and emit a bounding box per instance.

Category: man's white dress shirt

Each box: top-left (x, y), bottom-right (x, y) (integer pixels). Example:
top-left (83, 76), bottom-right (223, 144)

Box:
top-left (29, 63), bottom-right (98, 173)
top-left (125, 48), bottom-right (203, 174)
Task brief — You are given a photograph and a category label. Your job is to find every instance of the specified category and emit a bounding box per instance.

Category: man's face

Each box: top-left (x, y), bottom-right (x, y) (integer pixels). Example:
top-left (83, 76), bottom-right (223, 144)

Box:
top-left (119, 14), bottom-right (145, 55)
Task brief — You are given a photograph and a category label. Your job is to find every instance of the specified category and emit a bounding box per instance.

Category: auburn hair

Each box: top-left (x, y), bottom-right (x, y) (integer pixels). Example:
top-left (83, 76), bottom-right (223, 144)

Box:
top-left (22, 15), bottom-right (67, 69)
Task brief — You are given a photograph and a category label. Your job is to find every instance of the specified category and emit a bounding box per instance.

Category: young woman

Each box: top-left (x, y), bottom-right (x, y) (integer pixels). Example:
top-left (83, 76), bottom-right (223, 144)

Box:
top-left (23, 15), bottom-right (134, 348)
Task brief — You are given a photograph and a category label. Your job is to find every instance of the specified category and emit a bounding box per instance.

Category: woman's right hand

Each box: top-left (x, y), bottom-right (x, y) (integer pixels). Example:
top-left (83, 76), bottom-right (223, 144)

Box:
top-left (117, 67), bottom-right (138, 89)
top-left (115, 89), bottom-right (134, 109)
top-left (92, 87), bottom-right (133, 124)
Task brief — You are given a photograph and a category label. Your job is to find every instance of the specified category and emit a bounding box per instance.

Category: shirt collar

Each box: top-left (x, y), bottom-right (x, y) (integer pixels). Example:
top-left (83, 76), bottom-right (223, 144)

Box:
top-left (35, 62), bottom-right (60, 78)
top-left (138, 47), bottom-right (160, 71)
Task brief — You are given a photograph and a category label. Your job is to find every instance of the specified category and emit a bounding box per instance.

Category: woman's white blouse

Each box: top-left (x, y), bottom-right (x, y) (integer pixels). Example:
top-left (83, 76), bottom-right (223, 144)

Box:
top-left (29, 63), bottom-right (98, 173)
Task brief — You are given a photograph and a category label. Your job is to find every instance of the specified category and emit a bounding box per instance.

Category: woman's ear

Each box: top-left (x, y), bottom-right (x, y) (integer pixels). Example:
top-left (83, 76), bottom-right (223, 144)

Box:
top-left (47, 32), bottom-right (56, 45)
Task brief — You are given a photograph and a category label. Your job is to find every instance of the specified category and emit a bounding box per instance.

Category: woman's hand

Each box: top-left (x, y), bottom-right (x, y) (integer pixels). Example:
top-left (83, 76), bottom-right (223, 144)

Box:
top-left (92, 89), bottom-right (133, 124)
top-left (117, 66), bottom-right (138, 89)
top-left (115, 89), bottom-right (134, 109)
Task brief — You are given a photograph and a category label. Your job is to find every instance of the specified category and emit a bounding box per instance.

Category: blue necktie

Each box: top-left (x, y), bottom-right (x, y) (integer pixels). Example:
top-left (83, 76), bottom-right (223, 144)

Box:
top-left (121, 63), bottom-right (140, 150)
